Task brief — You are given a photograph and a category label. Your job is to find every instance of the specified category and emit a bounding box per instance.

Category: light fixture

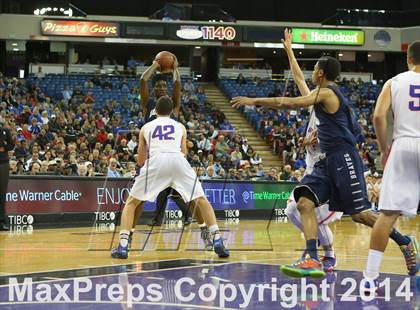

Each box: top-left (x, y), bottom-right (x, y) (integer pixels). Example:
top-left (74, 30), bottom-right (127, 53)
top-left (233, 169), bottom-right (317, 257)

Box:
top-left (338, 53), bottom-right (344, 56)
top-left (368, 54), bottom-right (372, 57)
top-left (12, 48), bottom-right (19, 51)
top-left (299, 51), bottom-right (302, 55)
top-left (33, 3), bottom-right (84, 17)
top-left (254, 42), bottom-right (305, 49)
top-left (12, 43), bottom-right (18, 46)
top-left (195, 46), bottom-right (201, 49)
top-left (273, 50), bottom-right (276, 54)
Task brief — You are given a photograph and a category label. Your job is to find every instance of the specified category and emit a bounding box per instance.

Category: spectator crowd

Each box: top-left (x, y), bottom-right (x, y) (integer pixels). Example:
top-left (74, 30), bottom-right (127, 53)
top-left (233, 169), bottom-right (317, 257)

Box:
top-left (1, 70), bottom-right (383, 194)
top-left (0, 72), bottom-right (267, 181)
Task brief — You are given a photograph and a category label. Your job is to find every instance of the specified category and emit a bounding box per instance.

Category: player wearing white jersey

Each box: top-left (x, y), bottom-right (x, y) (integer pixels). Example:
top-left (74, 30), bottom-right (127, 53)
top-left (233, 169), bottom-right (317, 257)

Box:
top-left (282, 29), bottom-right (342, 272)
top-left (111, 96), bottom-right (229, 259)
top-left (363, 41), bottom-right (420, 291)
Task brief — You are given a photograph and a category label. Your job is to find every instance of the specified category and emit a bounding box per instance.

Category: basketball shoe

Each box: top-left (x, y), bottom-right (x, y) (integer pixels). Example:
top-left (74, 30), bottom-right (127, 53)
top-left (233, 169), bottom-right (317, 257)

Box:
top-left (281, 258), bottom-right (326, 278)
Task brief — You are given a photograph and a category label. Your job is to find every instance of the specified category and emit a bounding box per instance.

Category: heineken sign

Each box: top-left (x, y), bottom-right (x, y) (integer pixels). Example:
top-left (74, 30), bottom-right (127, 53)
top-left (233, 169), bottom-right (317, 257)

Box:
top-left (292, 28), bottom-right (365, 46)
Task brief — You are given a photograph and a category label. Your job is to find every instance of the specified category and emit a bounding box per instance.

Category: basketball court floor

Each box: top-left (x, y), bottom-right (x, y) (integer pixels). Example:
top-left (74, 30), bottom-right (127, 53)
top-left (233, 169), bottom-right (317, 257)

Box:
top-left (0, 218), bottom-right (419, 309)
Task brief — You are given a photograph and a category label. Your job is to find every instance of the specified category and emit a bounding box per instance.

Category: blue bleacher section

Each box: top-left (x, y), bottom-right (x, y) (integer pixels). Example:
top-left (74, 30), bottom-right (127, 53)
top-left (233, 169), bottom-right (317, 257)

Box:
top-left (25, 74), bottom-right (208, 127)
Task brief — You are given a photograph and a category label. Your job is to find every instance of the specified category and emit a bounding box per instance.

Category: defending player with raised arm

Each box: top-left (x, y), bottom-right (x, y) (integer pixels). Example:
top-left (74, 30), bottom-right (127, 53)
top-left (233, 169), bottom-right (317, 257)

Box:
top-left (232, 56), bottom-right (417, 279)
top-left (111, 96), bottom-right (229, 259)
top-left (282, 28), bottom-right (342, 272)
top-left (362, 41), bottom-right (420, 293)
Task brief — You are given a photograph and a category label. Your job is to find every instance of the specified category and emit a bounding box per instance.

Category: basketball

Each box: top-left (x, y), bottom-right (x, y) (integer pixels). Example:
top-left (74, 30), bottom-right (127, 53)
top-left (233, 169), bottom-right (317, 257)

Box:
top-left (155, 51), bottom-right (175, 72)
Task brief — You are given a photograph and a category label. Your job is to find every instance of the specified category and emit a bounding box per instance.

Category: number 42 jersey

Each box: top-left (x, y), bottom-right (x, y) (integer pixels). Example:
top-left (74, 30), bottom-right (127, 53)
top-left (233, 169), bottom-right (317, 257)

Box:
top-left (142, 116), bottom-right (185, 157)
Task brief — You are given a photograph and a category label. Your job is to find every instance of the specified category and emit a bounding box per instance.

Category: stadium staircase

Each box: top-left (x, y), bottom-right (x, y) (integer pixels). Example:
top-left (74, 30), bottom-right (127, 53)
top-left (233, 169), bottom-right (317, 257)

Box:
top-left (202, 83), bottom-right (284, 171)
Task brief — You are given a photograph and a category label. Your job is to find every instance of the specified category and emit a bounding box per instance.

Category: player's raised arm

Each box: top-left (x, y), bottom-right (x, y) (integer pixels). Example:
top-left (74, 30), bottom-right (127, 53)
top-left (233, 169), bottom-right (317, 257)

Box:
top-left (137, 127), bottom-right (148, 167)
top-left (172, 56), bottom-right (181, 117)
top-left (373, 79), bottom-right (392, 166)
top-left (180, 125), bottom-right (188, 156)
top-left (231, 88), bottom-right (330, 110)
top-left (140, 61), bottom-right (160, 115)
top-left (282, 28), bottom-right (310, 96)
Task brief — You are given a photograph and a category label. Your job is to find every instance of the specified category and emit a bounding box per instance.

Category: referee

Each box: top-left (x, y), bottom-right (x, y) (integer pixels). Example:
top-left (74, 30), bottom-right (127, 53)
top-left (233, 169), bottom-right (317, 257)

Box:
top-left (0, 118), bottom-right (14, 230)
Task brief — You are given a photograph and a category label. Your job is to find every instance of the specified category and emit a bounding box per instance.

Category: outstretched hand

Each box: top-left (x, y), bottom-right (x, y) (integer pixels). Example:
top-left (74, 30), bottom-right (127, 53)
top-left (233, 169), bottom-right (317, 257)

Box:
top-left (231, 96), bottom-right (256, 108)
top-left (281, 28), bottom-right (292, 53)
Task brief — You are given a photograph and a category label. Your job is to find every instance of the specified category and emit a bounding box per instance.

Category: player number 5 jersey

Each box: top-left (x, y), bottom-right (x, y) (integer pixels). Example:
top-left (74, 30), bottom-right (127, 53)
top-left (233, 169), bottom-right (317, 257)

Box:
top-left (142, 117), bottom-right (184, 157)
top-left (391, 71), bottom-right (420, 139)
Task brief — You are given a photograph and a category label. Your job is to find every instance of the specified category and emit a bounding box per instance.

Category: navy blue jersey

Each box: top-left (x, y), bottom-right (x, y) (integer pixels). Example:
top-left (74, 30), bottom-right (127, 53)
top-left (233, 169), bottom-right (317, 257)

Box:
top-left (145, 97), bottom-right (157, 121)
top-left (314, 84), bottom-right (359, 153)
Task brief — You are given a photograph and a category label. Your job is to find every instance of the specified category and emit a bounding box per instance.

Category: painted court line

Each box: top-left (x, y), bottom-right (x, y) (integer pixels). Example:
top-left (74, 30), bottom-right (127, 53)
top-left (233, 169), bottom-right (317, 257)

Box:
top-left (0, 300), bottom-right (240, 310)
top-left (0, 261), bottom-right (238, 288)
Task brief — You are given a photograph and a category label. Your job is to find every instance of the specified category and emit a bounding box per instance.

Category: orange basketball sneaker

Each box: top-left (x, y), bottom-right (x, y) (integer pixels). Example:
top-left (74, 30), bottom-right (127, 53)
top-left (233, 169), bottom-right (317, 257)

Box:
top-left (281, 258), bottom-right (326, 279)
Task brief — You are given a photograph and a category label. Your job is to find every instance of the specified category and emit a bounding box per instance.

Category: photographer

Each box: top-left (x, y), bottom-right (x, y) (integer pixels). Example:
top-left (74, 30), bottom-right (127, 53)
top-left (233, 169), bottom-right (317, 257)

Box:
top-left (0, 118), bottom-right (14, 230)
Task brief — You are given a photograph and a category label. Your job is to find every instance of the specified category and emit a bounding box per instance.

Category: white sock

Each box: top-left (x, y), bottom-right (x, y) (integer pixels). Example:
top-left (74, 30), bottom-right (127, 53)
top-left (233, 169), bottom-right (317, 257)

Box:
top-left (364, 249), bottom-right (383, 280)
top-left (209, 224), bottom-right (221, 240)
top-left (318, 224), bottom-right (334, 248)
top-left (324, 249), bottom-right (335, 257)
top-left (119, 230), bottom-right (130, 247)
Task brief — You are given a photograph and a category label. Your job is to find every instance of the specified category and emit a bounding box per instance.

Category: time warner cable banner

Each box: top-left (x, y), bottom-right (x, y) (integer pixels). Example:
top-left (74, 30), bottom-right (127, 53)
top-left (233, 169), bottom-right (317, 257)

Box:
top-left (5, 176), bottom-right (294, 215)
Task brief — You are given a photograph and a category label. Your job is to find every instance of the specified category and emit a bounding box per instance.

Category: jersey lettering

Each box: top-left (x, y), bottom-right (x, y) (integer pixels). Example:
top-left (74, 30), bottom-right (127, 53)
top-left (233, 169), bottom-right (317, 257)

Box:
top-left (408, 85), bottom-right (420, 111)
top-left (152, 125), bottom-right (175, 140)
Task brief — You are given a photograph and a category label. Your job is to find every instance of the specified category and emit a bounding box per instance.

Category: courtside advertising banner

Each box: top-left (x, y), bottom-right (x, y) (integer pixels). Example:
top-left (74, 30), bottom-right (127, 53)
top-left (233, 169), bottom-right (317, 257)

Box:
top-left (5, 177), bottom-right (294, 214)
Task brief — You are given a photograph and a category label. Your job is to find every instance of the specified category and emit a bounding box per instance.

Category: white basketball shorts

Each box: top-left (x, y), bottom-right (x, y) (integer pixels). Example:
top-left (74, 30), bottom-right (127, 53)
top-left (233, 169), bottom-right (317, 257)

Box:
top-left (379, 137), bottom-right (420, 217)
top-left (129, 153), bottom-right (205, 203)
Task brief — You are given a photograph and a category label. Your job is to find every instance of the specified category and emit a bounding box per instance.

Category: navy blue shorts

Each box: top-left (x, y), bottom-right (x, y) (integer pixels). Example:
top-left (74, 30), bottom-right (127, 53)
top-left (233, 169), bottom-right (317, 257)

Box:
top-left (294, 147), bottom-right (371, 215)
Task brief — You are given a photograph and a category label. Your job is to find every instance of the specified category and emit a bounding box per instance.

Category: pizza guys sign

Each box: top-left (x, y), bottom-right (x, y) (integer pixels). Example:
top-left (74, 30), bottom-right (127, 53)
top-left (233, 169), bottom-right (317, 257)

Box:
top-left (41, 20), bottom-right (119, 37)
